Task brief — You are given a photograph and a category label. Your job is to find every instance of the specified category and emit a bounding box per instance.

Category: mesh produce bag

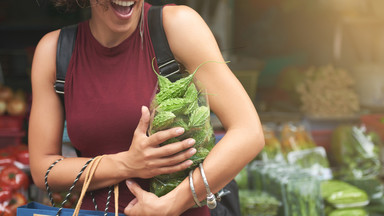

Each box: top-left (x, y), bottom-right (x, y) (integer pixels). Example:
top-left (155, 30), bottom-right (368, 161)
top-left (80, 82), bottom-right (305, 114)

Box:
top-left (148, 60), bottom-right (220, 197)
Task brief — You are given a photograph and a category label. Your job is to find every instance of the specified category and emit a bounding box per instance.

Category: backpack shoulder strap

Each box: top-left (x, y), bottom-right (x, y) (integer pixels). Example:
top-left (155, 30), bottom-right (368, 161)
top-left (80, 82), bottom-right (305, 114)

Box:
top-left (148, 6), bottom-right (181, 81)
top-left (54, 24), bottom-right (78, 98)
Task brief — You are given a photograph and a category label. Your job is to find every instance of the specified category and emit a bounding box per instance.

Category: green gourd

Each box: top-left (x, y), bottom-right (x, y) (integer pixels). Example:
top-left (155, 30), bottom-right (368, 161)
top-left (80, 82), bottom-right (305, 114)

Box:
top-left (152, 111), bottom-right (176, 130)
top-left (189, 106), bottom-right (210, 128)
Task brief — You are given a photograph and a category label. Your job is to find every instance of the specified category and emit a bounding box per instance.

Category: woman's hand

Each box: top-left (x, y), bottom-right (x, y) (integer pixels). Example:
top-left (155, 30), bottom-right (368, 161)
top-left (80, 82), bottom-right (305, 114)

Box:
top-left (122, 106), bottom-right (196, 179)
top-left (124, 180), bottom-right (174, 216)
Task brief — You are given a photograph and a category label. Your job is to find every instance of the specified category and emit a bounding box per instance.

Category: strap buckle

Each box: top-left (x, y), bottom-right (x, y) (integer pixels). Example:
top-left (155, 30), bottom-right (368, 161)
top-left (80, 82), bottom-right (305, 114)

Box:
top-left (158, 59), bottom-right (180, 79)
top-left (54, 79), bottom-right (65, 94)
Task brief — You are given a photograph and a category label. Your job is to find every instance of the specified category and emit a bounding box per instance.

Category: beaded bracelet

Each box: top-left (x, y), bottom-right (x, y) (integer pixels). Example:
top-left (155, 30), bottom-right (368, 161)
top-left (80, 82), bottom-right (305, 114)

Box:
top-left (199, 163), bottom-right (217, 209)
top-left (189, 170), bottom-right (202, 207)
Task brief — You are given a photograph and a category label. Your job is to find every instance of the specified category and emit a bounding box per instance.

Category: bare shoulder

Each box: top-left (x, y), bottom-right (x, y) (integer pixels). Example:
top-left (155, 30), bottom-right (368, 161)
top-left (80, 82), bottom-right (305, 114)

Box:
top-left (31, 30), bottom-right (60, 84)
top-left (162, 5), bottom-right (222, 68)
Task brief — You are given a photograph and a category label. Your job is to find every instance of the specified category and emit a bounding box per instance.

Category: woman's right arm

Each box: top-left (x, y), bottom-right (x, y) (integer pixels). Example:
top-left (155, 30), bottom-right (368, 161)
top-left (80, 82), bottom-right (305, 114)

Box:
top-left (28, 31), bottom-right (196, 192)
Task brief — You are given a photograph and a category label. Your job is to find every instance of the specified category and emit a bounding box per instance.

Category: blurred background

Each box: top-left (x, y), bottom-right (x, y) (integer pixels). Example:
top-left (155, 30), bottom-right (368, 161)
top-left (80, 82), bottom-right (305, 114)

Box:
top-left (0, 0), bottom-right (384, 215)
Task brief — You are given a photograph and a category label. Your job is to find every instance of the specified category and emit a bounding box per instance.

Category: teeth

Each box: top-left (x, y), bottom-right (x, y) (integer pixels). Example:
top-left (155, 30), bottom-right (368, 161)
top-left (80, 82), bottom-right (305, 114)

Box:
top-left (112, 0), bottom-right (134, 7)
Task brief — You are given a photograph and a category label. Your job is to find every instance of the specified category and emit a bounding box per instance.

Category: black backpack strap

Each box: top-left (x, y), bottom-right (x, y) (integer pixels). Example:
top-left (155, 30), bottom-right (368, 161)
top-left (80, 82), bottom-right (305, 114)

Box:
top-left (55, 24), bottom-right (78, 98)
top-left (148, 6), bottom-right (181, 81)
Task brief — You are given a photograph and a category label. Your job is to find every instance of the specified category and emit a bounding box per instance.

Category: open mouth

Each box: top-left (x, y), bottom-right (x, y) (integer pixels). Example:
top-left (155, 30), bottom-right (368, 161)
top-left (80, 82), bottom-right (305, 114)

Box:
top-left (111, 0), bottom-right (136, 16)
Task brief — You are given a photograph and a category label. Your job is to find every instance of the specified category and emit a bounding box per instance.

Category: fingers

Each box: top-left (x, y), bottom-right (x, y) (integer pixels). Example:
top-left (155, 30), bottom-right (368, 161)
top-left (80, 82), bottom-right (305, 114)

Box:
top-left (147, 127), bottom-right (185, 146)
top-left (126, 180), bottom-right (141, 197)
top-left (156, 138), bottom-right (196, 157)
top-left (135, 106), bottom-right (151, 135)
top-left (124, 197), bottom-right (138, 214)
top-left (155, 160), bottom-right (194, 175)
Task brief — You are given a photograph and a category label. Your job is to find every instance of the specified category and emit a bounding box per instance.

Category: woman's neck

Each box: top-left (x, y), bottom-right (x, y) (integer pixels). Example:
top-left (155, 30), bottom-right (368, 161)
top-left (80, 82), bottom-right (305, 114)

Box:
top-left (88, 17), bottom-right (138, 48)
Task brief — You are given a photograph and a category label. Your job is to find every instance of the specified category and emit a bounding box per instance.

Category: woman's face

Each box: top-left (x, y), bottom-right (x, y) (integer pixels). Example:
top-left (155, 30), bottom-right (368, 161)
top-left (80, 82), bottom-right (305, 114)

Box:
top-left (90, 0), bottom-right (144, 33)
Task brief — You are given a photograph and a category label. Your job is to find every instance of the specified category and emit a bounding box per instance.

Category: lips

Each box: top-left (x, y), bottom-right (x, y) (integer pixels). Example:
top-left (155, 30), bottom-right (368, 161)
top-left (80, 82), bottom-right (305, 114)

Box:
top-left (111, 0), bottom-right (136, 16)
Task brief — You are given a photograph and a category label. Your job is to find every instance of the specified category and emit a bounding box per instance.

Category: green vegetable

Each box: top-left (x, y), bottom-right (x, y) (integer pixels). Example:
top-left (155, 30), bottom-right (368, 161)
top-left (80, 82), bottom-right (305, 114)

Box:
top-left (329, 208), bottom-right (368, 216)
top-left (151, 58), bottom-right (172, 91)
top-left (189, 106), bottom-right (210, 128)
top-left (149, 60), bottom-right (227, 197)
top-left (330, 125), bottom-right (381, 177)
top-left (184, 100), bottom-right (198, 115)
top-left (235, 167), bottom-right (248, 190)
top-left (183, 83), bottom-right (199, 102)
top-left (157, 98), bottom-right (190, 114)
top-left (321, 180), bottom-right (369, 208)
top-left (150, 177), bottom-right (183, 197)
top-left (152, 111), bottom-right (176, 130)
top-left (154, 60), bottom-right (227, 104)
top-left (239, 190), bottom-right (280, 216)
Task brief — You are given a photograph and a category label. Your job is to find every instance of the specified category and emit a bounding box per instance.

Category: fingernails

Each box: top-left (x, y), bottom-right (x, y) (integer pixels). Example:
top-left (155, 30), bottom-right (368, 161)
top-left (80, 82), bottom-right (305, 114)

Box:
top-left (189, 148), bottom-right (197, 155)
top-left (186, 160), bottom-right (193, 166)
top-left (187, 139), bottom-right (195, 146)
top-left (176, 128), bottom-right (185, 135)
top-left (126, 180), bottom-right (133, 186)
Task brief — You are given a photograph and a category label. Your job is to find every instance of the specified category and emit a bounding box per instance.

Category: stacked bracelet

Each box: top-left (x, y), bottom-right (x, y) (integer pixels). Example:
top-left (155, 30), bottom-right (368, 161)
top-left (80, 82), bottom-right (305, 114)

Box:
top-left (199, 163), bottom-right (217, 209)
top-left (189, 170), bottom-right (202, 207)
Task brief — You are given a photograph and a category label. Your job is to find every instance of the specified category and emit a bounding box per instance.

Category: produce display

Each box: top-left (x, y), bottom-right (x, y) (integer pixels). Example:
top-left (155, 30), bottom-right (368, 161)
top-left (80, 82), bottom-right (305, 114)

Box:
top-left (148, 60), bottom-right (220, 197)
top-left (280, 123), bottom-right (316, 154)
top-left (321, 180), bottom-right (369, 209)
top-left (256, 124), bottom-right (285, 162)
top-left (0, 145), bottom-right (29, 216)
top-left (286, 146), bottom-right (332, 180)
top-left (0, 85), bottom-right (27, 117)
top-left (330, 125), bottom-right (381, 177)
top-left (328, 208), bottom-right (368, 216)
top-left (243, 118), bottom-right (384, 216)
top-left (248, 161), bottom-right (324, 216)
top-left (296, 65), bottom-right (360, 118)
top-left (278, 123), bottom-right (331, 180)
top-left (239, 190), bottom-right (280, 216)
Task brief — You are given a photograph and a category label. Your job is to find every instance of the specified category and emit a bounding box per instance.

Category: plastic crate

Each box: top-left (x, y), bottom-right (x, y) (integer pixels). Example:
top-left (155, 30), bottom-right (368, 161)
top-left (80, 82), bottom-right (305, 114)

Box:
top-left (360, 114), bottom-right (384, 141)
top-left (0, 130), bottom-right (25, 148)
top-left (0, 116), bottom-right (24, 131)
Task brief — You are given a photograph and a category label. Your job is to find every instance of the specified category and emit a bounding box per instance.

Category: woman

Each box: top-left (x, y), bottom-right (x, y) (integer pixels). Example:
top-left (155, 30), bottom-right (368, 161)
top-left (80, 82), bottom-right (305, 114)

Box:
top-left (28, 0), bottom-right (264, 215)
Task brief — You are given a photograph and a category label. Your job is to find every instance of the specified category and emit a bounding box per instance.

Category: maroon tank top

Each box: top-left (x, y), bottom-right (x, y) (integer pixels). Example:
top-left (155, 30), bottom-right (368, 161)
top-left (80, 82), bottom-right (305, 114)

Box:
top-left (64, 3), bottom-right (209, 216)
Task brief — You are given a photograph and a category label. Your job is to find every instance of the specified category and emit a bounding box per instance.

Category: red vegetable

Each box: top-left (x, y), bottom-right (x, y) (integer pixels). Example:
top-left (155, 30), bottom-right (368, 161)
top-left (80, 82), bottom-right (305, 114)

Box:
top-left (0, 165), bottom-right (29, 191)
top-left (0, 203), bottom-right (13, 216)
top-left (8, 192), bottom-right (27, 214)
top-left (0, 184), bottom-right (12, 203)
top-left (0, 151), bottom-right (16, 167)
top-left (6, 145), bottom-right (29, 165)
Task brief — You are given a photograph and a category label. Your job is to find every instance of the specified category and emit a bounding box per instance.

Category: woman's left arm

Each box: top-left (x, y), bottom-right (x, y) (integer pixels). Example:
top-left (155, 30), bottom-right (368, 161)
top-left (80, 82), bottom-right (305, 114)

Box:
top-left (124, 5), bottom-right (264, 216)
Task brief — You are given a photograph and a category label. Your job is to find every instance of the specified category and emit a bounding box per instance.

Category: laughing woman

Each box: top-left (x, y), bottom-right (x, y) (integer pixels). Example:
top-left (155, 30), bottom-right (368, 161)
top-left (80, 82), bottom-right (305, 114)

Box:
top-left (28, 0), bottom-right (264, 215)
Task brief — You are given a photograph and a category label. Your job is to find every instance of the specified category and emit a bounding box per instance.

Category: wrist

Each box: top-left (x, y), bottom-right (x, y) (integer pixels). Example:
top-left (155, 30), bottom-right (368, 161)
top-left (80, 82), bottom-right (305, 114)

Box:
top-left (106, 152), bottom-right (130, 179)
top-left (162, 179), bottom-right (196, 215)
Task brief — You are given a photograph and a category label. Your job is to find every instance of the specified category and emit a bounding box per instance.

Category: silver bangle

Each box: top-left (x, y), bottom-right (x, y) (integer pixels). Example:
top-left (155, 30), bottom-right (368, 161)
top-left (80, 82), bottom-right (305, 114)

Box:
top-left (189, 170), bottom-right (202, 207)
top-left (199, 163), bottom-right (217, 209)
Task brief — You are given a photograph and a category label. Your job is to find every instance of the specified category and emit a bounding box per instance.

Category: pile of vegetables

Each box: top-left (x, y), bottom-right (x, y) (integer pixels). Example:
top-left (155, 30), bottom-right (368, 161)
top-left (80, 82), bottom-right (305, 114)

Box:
top-left (256, 124), bottom-right (285, 162)
top-left (235, 164), bottom-right (281, 216)
top-left (0, 85), bottom-right (27, 117)
top-left (330, 125), bottom-right (381, 177)
top-left (0, 145), bottom-right (30, 216)
top-left (296, 65), bottom-right (360, 118)
top-left (321, 180), bottom-right (369, 216)
top-left (280, 123), bottom-right (316, 154)
top-left (329, 125), bottom-right (384, 205)
top-left (248, 161), bottom-right (324, 216)
top-left (239, 190), bottom-right (280, 216)
top-left (148, 60), bottom-right (220, 197)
